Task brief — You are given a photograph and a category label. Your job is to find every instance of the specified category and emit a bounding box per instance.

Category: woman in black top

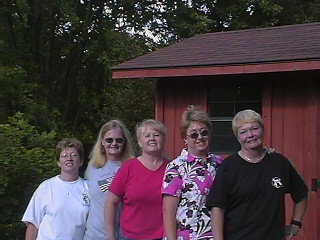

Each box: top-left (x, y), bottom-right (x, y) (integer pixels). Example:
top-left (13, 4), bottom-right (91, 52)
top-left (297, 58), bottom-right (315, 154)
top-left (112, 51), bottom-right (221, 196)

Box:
top-left (206, 109), bottom-right (308, 240)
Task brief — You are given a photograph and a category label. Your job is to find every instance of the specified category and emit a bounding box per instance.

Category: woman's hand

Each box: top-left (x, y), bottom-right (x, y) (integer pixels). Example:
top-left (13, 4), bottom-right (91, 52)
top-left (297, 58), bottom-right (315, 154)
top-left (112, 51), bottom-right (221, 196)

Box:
top-left (284, 224), bottom-right (300, 239)
top-left (264, 147), bottom-right (276, 154)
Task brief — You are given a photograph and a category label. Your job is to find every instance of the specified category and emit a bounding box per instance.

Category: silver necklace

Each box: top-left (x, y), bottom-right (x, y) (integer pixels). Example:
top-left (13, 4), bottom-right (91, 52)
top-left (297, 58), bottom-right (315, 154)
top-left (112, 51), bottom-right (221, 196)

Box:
top-left (239, 151), bottom-right (265, 163)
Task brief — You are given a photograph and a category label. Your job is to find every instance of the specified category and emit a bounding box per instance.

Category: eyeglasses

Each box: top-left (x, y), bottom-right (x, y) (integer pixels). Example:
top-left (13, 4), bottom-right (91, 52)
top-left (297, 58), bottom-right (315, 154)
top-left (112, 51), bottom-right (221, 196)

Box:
top-left (105, 138), bottom-right (125, 144)
top-left (187, 129), bottom-right (210, 139)
top-left (60, 152), bottom-right (78, 159)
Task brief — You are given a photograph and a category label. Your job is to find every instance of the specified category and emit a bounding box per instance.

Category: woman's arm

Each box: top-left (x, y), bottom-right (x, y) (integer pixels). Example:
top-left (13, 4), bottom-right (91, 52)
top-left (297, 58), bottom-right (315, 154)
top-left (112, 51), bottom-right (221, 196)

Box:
top-left (104, 192), bottom-right (121, 240)
top-left (163, 195), bottom-right (180, 240)
top-left (285, 194), bottom-right (308, 239)
top-left (25, 223), bottom-right (38, 240)
top-left (211, 207), bottom-right (225, 240)
top-left (292, 194), bottom-right (308, 222)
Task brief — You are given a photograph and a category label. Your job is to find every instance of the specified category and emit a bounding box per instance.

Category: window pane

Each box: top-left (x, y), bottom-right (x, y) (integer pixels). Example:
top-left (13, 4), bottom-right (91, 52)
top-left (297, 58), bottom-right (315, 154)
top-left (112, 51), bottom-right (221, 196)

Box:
top-left (208, 81), bottom-right (262, 155)
top-left (212, 121), bottom-right (234, 135)
top-left (236, 85), bottom-right (262, 102)
top-left (208, 86), bottom-right (234, 102)
top-left (210, 121), bottom-right (240, 153)
top-left (210, 136), bottom-right (240, 153)
top-left (235, 102), bottom-right (261, 113)
top-left (208, 103), bottom-right (234, 117)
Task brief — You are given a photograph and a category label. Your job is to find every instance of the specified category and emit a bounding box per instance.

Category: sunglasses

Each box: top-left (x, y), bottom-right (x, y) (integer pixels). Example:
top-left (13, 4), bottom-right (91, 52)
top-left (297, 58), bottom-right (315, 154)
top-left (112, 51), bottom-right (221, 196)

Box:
top-left (187, 129), bottom-right (210, 139)
top-left (105, 138), bottom-right (125, 144)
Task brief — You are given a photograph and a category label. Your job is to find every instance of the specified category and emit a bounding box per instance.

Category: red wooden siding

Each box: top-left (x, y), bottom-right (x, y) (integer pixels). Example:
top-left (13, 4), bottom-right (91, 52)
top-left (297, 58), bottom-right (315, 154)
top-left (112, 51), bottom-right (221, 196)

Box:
top-left (156, 74), bottom-right (319, 239)
top-left (264, 78), bottom-right (319, 240)
top-left (155, 78), bottom-right (208, 159)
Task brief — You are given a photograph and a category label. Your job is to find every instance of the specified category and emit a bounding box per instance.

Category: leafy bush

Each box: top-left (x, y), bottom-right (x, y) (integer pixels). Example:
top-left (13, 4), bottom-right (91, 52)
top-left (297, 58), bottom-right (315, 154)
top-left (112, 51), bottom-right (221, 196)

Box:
top-left (0, 112), bottom-right (58, 239)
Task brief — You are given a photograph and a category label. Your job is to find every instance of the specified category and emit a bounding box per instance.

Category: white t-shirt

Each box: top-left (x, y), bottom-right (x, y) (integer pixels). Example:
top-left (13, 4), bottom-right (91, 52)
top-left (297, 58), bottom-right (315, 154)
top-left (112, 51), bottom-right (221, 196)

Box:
top-left (84, 160), bottom-right (121, 240)
top-left (22, 175), bottom-right (90, 240)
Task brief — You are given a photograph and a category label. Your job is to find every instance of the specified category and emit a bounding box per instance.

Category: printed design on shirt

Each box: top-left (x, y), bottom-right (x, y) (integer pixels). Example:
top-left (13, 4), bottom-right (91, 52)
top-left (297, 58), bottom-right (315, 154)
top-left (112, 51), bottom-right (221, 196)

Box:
top-left (271, 177), bottom-right (284, 189)
top-left (162, 151), bottom-right (222, 239)
top-left (82, 193), bottom-right (90, 206)
top-left (98, 176), bottom-right (115, 192)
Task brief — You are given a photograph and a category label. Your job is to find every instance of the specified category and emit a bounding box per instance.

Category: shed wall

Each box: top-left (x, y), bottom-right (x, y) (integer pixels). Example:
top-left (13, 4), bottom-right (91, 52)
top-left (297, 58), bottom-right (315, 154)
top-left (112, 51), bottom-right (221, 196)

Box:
top-left (155, 73), bottom-right (319, 240)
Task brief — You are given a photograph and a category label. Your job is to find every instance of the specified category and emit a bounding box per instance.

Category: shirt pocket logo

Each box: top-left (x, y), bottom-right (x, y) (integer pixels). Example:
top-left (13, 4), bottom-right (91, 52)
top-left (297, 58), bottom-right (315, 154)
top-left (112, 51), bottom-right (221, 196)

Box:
top-left (271, 176), bottom-right (284, 189)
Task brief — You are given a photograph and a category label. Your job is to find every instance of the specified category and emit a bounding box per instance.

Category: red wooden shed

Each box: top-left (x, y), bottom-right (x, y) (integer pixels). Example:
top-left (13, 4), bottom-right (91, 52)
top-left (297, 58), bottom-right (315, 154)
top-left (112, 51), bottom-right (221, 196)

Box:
top-left (112, 22), bottom-right (320, 239)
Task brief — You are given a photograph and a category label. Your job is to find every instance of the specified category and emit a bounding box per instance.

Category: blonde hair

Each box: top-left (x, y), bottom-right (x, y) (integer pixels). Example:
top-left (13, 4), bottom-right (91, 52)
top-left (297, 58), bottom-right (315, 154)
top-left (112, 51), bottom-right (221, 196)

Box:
top-left (232, 109), bottom-right (264, 135)
top-left (136, 119), bottom-right (166, 140)
top-left (89, 120), bottom-right (134, 168)
top-left (180, 105), bottom-right (212, 138)
top-left (56, 138), bottom-right (84, 162)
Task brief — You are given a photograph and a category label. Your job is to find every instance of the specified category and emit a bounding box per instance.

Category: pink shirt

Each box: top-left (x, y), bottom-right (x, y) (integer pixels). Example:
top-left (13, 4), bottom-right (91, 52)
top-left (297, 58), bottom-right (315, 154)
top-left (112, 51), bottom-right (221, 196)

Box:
top-left (109, 158), bottom-right (169, 239)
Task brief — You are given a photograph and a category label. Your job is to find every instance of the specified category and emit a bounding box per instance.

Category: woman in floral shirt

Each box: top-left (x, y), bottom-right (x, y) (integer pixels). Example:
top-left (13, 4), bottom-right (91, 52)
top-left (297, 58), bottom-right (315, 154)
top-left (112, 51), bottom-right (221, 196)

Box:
top-left (162, 105), bottom-right (222, 240)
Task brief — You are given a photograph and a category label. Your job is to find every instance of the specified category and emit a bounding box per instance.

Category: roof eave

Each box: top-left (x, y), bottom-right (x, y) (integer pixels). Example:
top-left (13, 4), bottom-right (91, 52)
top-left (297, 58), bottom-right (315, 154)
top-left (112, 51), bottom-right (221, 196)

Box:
top-left (112, 60), bottom-right (320, 79)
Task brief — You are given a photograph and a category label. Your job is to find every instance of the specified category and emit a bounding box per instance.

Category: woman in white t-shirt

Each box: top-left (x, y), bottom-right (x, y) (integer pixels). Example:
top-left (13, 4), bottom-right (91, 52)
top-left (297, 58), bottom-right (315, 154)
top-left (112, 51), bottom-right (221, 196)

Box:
top-left (83, 120), bottom-right (134, 240)
top-left (22, 138), bottom-right (90, 240)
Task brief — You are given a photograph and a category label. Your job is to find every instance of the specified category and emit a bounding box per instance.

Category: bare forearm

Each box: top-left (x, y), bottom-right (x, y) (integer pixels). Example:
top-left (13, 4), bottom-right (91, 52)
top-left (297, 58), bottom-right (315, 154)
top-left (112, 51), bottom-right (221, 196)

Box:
top-left (163, 212), bottom-right (177, 240)
top-left (25, 223), bottom-right (38, 240)
top-left (104, 195), bottom-right (119, 240)
top-left (163, 195), bottom-right (179, 240)
top-left (211, 207), bottom-right (225, 240)
top-left (291, 194), bottom-right (308, 222)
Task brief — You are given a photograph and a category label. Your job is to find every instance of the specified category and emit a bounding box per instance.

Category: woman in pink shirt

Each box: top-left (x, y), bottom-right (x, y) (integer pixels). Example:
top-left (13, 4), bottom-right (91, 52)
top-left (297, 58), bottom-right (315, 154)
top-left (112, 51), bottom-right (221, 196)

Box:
top-left (162, 106), bottom-right (222, 240)
top-left (104, 119), bottom-right (170, 240)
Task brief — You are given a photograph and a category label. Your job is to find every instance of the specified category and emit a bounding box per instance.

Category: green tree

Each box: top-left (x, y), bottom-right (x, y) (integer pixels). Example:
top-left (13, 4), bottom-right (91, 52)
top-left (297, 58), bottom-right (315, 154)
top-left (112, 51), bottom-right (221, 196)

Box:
top-left (0, 112), bottom-right (58, 239)
top-left (1, 0), bottom-right (156, 137)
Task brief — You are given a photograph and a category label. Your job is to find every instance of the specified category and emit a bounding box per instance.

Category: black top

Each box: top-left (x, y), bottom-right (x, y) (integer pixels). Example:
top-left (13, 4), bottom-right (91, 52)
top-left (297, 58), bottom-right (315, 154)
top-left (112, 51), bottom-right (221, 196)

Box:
top-left (206, 152), bottom-right (308, 240)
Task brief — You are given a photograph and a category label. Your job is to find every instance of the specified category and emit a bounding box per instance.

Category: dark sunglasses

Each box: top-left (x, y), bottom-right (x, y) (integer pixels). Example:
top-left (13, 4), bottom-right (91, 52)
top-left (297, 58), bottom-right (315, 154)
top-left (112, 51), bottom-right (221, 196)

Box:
top-left (187, 129), bottom-right (210, 139)
top-left (105, 138), bottom-right (125, 144)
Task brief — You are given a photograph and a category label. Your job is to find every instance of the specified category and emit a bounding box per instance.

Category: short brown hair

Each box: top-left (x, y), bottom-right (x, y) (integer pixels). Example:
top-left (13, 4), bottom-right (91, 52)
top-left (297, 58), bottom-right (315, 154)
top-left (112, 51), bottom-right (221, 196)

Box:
top-left (56, 138), bottom-right (84, 162)
top-left (180, 105), bottom-right (212, 138)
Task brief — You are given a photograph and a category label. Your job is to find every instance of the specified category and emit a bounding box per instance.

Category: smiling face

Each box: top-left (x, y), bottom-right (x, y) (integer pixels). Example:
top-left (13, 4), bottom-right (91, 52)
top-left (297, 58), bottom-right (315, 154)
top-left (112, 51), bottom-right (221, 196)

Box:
top-left (58, 147), bottom-right (82, 174)
top-left (236, 121), bottom-right (264, 150)
top-left (101, 127), bottom-right (125, 161)
top-left (185, 121), bottom-right (210, 157)
top-left (138, 125), bottom-right (164, 155)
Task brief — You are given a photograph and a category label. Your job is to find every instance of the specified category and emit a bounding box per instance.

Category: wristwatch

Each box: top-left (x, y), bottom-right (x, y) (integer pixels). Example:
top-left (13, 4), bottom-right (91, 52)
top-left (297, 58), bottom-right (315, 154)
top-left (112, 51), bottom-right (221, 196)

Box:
top-left (290, 220), bottom-right (302, 228)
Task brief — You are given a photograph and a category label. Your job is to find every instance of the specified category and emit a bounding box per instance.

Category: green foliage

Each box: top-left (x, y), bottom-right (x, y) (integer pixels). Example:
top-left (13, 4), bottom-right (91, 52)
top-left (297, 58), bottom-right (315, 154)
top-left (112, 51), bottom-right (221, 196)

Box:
top-left (0, 113), bottom-right (58, 239)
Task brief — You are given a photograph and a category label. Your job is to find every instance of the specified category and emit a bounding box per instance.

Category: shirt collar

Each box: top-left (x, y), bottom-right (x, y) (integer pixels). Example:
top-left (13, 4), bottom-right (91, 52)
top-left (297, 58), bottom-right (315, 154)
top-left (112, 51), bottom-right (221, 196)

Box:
top-left (180, 148), bottom-right (221, 164)
top-left (180, 148), bottom-right (205, 163)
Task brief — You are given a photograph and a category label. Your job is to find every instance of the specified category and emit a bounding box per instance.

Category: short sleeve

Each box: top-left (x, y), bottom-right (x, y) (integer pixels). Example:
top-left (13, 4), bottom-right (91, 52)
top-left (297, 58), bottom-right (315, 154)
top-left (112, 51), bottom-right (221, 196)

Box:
top-left (286, 160), bottom-right (308, 203)
top-left (108, 162), bottom-right (128, 199)
top-left (21, 183), bottom-right (46, 228)
top-left (161, 161), bottom-right (183, 197)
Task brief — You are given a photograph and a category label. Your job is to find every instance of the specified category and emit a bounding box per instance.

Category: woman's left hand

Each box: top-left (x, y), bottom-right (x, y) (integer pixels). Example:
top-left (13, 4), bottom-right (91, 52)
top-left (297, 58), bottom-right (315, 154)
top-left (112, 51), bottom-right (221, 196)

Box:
top-left (284, 224), bottom-right (300, 239)
top-left (265, 147), bottom-right (276, 154)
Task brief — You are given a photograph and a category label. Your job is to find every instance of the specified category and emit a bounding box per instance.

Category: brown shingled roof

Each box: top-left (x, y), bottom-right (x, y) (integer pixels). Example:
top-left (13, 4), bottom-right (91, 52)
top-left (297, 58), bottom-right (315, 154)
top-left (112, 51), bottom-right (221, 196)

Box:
top-left (112, 22), bottom-right (320, 71)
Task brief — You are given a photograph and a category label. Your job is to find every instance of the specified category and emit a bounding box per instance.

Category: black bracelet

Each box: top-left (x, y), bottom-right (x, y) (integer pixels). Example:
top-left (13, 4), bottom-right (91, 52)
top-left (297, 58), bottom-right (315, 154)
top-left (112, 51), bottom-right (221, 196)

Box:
top-left (291, 220), bottom-right (302, 228)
